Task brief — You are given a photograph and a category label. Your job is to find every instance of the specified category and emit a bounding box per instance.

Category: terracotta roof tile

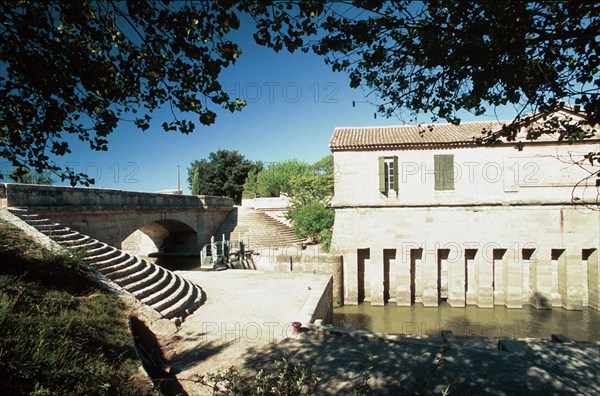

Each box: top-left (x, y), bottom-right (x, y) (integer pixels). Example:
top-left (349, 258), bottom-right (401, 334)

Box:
top-left (330, 121), bottom-right (506, 150)
top-left (329, 108), bottom-right (599, 151)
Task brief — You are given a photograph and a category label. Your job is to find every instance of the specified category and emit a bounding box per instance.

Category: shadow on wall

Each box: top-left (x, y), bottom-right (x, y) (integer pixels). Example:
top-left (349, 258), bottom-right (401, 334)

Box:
top-left (530, 292), bottom-right (551, 309)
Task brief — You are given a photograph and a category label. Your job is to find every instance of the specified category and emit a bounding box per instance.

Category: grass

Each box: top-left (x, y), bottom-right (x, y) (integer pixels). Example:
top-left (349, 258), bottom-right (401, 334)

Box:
top-left (0, 220), bottom-right (157, 395)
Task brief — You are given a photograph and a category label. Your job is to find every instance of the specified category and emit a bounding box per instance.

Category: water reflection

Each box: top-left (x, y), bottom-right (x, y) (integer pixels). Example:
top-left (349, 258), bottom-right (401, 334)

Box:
top-left (333, 303), bottom-right (600, 342)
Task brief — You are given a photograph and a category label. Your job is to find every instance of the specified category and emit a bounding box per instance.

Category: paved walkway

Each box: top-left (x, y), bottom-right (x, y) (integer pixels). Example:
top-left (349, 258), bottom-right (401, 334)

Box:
top-left (157, 270), bottom-right (600, 395)
top-left (157, 270), bottom-right (331, 394)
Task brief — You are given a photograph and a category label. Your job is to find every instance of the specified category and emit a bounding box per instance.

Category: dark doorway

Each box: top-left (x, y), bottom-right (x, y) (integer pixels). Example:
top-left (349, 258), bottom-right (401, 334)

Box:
top-left (410, 249), bottom-right (422, 305)
top-left (438, 249), bottom-right (450, 302)
top-left (465, 249), bottom-right (477, 295)
top-left (383, 249), bottom-right (396, 304)
top-left (357, 248), bottom-right (370, 304)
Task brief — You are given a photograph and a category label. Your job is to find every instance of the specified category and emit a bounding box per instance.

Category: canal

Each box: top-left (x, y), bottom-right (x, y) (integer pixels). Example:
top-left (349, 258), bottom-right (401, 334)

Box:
top-left (333, 303), bottom-right (600, 342)
top-left (148, 256), bottom-right (600, 342)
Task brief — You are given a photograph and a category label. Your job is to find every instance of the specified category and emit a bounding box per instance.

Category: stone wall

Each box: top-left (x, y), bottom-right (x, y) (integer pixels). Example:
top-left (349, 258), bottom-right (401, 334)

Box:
top-left (330, 139), bottom-right (600, 311)
top-left (300, 276), bottom-right (334, 325)
top-left (242, 195), bottom-right (290, 209)
top-left (0, 183), bottom-right (232, 209)
top-left (1, 183), bottom-right (233, 253)
top-left (332, 141), bottom-right (600, 208)
top-left (253, 245), bottom-right (344, 306)
top-left (333, 205), bottom-right (599, 310)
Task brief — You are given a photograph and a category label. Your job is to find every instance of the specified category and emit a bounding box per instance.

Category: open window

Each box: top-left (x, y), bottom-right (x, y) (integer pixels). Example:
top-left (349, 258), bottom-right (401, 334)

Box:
top-left (379, 156), bottom-right (399, 195)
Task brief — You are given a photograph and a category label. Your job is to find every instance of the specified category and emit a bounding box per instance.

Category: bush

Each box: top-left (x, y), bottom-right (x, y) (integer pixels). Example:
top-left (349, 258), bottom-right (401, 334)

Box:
top-left (287, 200), bottom-right (334, 250)
top-left (195, 355), bottom-right (328, 395)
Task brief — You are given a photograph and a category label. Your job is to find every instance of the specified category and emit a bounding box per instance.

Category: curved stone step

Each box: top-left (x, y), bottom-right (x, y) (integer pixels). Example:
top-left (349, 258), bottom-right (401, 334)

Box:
top-left (36, 223), bottom-right (64, 231)
top-left (59, 235), bottom-right (91, 246)
top-left (112, 261), bottom-right (155, 287)
top-left (152, 278), bottom-right (190, 313)
top-left (105, 258), bottom-right (146, 281)
top-left (83, 243), bottom-right (111, 257)
top-left (52, 231), bottom-right (84, 242)
top-left (96, 253), bottom-right (136, 271)
top-left (132, 269), bottom-right (171, 300)
top-left (23, 218), bottom-right (51, 225)
top-left (122, 264), bottom-right (164, 292)
top-left (141, 274), bottom-right (180, 307)
top-left (161, 283), bottom-right (201, 319)
top-left (19, 214), bottom-right (42, 220)
top-left (67, 239), bottom-right (101, 251)
top-left (85, 247), bottom-right (120, 263)
top-left (42, 228), bottom-right (72, 237)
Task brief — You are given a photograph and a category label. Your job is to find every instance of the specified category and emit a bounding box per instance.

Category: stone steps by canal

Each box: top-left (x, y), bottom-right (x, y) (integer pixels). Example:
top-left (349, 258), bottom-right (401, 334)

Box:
top-left (6, 207), bottom-right (204, 323)
top-left (213, 206), bottom-right (301, 248)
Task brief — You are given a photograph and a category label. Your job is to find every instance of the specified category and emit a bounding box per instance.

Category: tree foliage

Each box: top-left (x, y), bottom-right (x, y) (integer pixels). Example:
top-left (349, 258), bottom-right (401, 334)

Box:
top-left (243, 159), bottom-right (311, 198)
top-left (286, 155), bottom-right (335, 249)
top-left (256, 1), bottom-right (599, 147)
top-left (3, 1), bottom-right (598, 186)
top-left (8, 167), bottom-right (53, 185)
top-left (289, 154), bottom-right (334, 204)
top-left (0, 0), bottom-right (287, 185)
top-left (187, 150), bottom-right (260, 204)
top-left (242, 156), bottom-right (334, 248)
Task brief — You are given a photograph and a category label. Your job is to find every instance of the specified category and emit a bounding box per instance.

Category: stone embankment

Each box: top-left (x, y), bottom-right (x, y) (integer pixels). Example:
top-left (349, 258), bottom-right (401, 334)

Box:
top-left (7, 207), bottom-right (204, 322)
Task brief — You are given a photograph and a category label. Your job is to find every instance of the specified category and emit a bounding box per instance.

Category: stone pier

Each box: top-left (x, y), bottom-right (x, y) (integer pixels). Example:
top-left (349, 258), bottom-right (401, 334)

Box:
top-left (422, 250), bottom-right (439, 307)
top-left (447, 248), bottom-right (465, 307)
top-left (505, 249), bottom-right (523, 309)
top-left (588, 249), bottom-right (600, 310)
top-left (477, 252), bottom-right (494, 308)
top-left (465, 250), bottom-right (479, 305)
top-left (343, 250), bottom-right (359, 305)
top-left (396, 249), bottom-right (412, 306)
top-left (370, 249), bottom-right (385, 305)
top-left (341, 245), bottom-right (598, 311)
top-left (493, 249), bottom-right (507, 306)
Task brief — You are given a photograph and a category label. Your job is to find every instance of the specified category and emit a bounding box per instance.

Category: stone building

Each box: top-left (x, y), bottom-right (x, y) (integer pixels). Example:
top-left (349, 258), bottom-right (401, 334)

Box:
top-left (330, 109), bottom-right (600, 310)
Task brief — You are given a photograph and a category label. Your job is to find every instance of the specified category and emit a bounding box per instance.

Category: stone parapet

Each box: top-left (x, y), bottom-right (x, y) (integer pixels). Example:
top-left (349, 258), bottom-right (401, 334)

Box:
top-left (0, 183), bottom-right (232, 209)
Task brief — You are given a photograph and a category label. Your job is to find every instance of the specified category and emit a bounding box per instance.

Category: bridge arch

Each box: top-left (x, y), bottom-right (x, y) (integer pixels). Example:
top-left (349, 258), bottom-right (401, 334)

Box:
top-left (122, 218), bottom-right (197, 257)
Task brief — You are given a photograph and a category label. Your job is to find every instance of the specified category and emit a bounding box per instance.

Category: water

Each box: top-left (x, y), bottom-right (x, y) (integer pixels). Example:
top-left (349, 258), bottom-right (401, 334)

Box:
top-left (333, 303), bottom-right (600, 342)
top-left (146, 256), bottom-right (600, 342)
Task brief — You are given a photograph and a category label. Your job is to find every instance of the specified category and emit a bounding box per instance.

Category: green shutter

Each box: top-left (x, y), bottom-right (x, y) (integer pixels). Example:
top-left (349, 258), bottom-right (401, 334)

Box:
top-left (444, 155), bottom-right (454, 190)
top-left (434, 155), bottom-right (443, 190)
top-left (378, 156), bottom-right (386, 193)
top-left (393, 156), bottom-right (399, 192)
top-left (434, 155), bottom-right (454, 190)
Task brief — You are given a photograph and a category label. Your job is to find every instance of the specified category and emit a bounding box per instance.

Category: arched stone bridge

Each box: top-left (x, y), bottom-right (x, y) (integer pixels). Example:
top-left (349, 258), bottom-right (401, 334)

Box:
top-left (0, 183), bottom-right (232, 256)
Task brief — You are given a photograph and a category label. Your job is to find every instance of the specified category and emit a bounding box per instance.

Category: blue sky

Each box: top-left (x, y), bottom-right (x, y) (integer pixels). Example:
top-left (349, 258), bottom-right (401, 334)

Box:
top-left (2, 14), bottom-right (517, 194)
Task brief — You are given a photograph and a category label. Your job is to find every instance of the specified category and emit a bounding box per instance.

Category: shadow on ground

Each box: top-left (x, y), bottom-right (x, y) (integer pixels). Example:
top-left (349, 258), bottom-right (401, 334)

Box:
top-left (236, 332), bottom-right (600, 395)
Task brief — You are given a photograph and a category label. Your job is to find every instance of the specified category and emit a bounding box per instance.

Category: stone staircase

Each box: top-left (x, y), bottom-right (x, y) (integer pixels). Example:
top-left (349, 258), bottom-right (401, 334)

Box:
top-left (213, 206), bottom-right (301, 249)
top-left (7, 208), bottom-right (204, 322)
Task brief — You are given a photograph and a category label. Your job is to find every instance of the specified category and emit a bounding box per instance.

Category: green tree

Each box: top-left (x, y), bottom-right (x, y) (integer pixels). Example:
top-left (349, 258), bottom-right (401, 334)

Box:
top-left (8, 167), bottom-right (53, 185)
top-left (256, 1), bottom-right (598, 133)
top-left (0, 1), bottom-right (316, 186)
top-left (187, 150), bottom-right (260, 204)
top-left (254, 1), bottom-right (600, 176)
top-left (243, 156), bottom-right (334, 248)
top-left (289, 155), bottom-right (334, 204)
top-left (287, 155), bottom-right (335, 249)
top-left (5, 1), bottom-right (597, 187)
top-left (242, 168), bottom-right (260, 199)
top-left (246, 159), bottom-right (311, 198)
